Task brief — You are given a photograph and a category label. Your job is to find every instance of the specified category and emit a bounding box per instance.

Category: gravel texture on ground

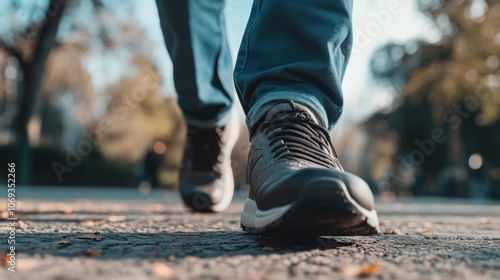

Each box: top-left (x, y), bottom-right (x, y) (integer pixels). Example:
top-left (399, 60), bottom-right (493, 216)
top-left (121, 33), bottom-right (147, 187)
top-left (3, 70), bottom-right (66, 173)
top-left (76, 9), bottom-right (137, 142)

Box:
top-left (1, 186), bottom-right (500, 280)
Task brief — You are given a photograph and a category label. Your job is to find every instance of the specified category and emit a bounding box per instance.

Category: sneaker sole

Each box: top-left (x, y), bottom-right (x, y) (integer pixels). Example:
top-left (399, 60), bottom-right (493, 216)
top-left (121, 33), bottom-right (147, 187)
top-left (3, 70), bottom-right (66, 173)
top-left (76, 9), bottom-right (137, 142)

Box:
top-left (240, 177), bottom-right (380, 236)
top-left (183, 171), bottom-right (235, 213)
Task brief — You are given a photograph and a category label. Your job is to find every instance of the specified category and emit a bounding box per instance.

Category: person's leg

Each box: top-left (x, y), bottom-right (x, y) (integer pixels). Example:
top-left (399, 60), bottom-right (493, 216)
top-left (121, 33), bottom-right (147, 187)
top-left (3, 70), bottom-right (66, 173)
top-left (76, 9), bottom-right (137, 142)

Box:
top-left (235, 0), bottom-right (351, 133)
top-left (236, 0), bottom-right (380, 235)
top-left (156, 0), bottom-right (234, 127)
top-left (156, 0), bottom-right (238, 212)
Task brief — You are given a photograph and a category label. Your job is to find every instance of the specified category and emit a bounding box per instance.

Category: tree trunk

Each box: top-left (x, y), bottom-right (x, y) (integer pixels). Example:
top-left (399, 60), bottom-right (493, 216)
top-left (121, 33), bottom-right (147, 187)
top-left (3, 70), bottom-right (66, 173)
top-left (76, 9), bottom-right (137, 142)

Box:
top-left (16, 0), bottom-right (68, 185)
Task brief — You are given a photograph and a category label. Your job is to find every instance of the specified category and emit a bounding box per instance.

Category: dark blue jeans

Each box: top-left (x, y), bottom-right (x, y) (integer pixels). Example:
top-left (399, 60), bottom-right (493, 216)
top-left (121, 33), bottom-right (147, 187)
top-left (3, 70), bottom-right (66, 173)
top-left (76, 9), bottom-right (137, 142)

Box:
top-left (156, 0), bottom-right (353, 131)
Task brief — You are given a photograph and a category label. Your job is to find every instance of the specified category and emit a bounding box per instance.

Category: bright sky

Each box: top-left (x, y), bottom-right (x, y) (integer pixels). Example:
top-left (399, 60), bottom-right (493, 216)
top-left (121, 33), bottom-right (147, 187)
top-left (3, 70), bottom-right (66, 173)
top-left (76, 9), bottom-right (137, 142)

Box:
top-left (344, 0), bottom-right (438, 123)
top-left (128, 0), bottom-right (439, 125)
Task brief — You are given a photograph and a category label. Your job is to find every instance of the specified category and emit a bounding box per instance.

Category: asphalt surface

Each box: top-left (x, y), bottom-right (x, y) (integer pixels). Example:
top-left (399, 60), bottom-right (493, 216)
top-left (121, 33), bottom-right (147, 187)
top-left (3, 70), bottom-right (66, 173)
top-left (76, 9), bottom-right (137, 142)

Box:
top-left (1, 186), bottom-right (500, 280)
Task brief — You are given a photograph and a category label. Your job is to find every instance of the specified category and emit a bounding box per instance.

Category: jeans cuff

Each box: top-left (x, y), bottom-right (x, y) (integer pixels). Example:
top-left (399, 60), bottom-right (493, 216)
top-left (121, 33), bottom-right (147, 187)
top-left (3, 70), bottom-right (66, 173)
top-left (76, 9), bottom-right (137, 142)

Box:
top-left (183, 106), bottom-right (233, 128)
top-left (246, 91), bottom-right (329, 136)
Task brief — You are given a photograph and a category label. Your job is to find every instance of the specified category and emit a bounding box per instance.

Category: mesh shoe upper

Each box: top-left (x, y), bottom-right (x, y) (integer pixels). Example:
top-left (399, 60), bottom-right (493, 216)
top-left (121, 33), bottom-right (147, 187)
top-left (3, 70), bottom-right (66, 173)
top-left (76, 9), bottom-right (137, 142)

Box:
top-left (183, 125), bottom-right (226, 173)
top-left (247, 101), bottom-right (375, 211)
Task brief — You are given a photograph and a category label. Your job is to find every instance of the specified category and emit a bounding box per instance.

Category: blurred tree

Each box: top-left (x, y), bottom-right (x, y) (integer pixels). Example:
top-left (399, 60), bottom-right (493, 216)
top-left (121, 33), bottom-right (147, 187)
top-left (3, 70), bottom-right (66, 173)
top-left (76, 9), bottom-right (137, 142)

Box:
top-left (370, 0), bottom-right (500, 197)
top-left (1, 0), bottom-right (182, 186)
top-left (39, 42), bottom-right (95, 146)
top-left (0, 0), bottom-right (69, 184)
top-left (373, 0), bottom-right (500, 115)
top-left (92, 54), bottom-right (182, 163)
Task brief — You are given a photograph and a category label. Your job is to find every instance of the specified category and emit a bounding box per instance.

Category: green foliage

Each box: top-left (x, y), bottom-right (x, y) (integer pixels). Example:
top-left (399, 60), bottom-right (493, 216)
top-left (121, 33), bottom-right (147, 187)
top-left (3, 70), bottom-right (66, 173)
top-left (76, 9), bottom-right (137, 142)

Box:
top-left (368, 0), bottom-right (500, 197)
top-left (90, 55), bottom-right (183, 163)
top-left (0, 0), bottom-right (184, 186)
top-left (409, 0), bottom-right (500, 123)
top-left (373, 0), bottom-right (500, 124)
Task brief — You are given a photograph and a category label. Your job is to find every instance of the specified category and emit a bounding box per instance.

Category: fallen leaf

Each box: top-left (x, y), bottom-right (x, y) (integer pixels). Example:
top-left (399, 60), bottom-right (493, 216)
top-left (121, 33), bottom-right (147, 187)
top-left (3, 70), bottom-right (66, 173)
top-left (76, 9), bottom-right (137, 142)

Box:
top-left (418, 228), bottom-right (432, 233)
top-left (56, 240), bottom-right (72, 247)
top-left (407, 222), bottom-right (418, 228)
top-left (380, 220), bottom-right (391, 226)
top-left (151, 262), bottom-right (175, 279)
top-left (108, 215), bottom-right (126, 223)
top-left (148, 204), bottom-right (165, 213)
top-left (37, 203), bottom-right (74, 214)
top-left (81, 220), bottom-right (105, 227)
top-left (384, 228), bottom-right (403, 235)
top-left (0, 253), bottom-right (9, 267)
top-left (74, 249), bottom-right (101, 257)
top-left (479, 217), bottom-right (490, 224)
top-left (75, 233), bottom-right (104, 241)
top-left (341, 263), bottom-right (381, 277)
top-left (152, 216), bottom-right (168, 222)
top-left (185, 256), bottom-right (199, 264)
top-left (52, 234), bottom-right (67, 239)
top-left (81, 220), bottom-right (96, 227)
top-left (17, 258), bottom-right (40, 271)
top-left (16, 220), bottom-right (28, 229)
top-left (0, 211), bottom-right (8, 219)
top-left (58, 204), bottom-right (74, 214)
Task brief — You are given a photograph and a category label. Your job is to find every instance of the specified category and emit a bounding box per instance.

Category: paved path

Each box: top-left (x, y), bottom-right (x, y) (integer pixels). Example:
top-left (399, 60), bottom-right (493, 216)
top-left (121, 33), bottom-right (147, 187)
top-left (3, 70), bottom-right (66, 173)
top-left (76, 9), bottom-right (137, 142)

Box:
top-left (1, 187), bottom-right (500, 279)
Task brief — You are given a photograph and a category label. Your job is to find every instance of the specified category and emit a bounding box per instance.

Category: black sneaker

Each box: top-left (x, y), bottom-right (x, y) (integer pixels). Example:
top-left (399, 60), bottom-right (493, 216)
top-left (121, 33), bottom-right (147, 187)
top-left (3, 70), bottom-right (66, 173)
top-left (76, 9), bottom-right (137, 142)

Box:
top-left (179, 114), bottom-right (239, 212)
top-left (240, 101), bottom-right (380, 236)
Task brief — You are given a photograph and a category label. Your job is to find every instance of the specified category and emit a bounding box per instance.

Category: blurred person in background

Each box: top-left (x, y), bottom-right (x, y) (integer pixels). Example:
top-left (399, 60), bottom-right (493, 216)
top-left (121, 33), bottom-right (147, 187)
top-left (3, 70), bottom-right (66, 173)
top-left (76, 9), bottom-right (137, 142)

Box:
top-left (155, 0), bottom-right (380, 236)
top-left (139, 140), bottom-right (167, 190)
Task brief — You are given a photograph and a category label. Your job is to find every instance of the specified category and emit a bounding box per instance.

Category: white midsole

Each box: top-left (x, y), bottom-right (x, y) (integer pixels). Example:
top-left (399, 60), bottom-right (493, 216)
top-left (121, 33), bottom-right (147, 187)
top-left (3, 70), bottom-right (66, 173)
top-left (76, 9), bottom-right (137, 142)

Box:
top-left (240, 181), bottom-right (379, 230)
top-left (241, 198), bottom-right (292, 229)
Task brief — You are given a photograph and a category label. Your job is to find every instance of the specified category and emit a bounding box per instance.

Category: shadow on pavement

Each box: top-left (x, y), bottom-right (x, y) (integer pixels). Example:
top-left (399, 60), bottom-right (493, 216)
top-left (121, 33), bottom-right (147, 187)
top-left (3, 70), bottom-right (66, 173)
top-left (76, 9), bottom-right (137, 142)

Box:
top-left (6, 231), bottom-right (362, 259)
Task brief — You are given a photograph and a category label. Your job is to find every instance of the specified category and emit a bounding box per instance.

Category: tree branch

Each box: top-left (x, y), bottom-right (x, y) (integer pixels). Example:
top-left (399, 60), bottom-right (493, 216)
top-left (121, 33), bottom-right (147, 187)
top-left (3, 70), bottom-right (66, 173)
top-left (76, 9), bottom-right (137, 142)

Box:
top-left (0, 39), bottom-right (26, 69)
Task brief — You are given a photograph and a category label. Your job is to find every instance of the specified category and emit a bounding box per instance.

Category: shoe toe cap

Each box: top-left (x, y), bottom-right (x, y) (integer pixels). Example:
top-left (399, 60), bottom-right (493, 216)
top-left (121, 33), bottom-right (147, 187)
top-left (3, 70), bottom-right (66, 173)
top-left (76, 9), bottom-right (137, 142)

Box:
top-left (256, 168), bottom-right (375, 211)
top-left (179, 171), bottom-right (234, 212)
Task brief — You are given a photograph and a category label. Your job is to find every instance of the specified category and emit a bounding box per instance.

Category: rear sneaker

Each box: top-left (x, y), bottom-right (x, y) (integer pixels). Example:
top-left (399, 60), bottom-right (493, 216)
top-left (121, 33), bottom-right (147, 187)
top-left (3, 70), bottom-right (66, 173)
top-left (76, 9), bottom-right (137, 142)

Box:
top-left (179, 112), bottom-right (239, 212)
top-left (240, 101), bottom-right (380, 236)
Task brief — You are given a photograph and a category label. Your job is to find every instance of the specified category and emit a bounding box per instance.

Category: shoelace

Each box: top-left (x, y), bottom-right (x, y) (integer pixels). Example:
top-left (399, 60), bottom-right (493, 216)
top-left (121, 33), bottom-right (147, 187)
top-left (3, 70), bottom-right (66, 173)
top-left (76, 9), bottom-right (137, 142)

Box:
top-left (262, 111), bottom-right (340, 169)
top-left (185, 125), bottom-right (225, 172)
